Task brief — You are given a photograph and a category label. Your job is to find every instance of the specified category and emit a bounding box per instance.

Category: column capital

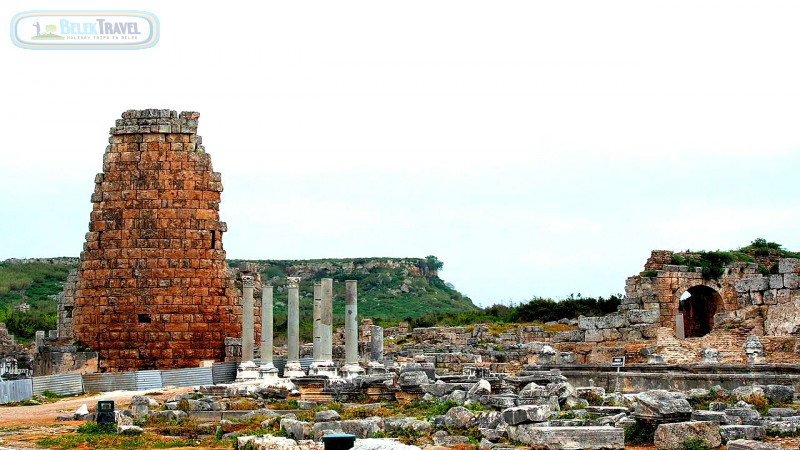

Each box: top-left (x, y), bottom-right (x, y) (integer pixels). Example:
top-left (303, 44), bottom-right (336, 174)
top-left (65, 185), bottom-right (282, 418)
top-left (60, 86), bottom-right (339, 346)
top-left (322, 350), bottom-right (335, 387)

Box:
top-left (287, 277), bottom-right (301, 288)
top-left (242, 275), bottom-right (255, 288)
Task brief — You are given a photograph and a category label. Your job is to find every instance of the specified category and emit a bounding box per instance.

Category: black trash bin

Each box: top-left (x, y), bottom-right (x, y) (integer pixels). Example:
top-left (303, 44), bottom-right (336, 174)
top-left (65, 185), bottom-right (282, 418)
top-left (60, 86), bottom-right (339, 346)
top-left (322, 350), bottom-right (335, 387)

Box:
top-left (321, 433), bottom-right (356, 450)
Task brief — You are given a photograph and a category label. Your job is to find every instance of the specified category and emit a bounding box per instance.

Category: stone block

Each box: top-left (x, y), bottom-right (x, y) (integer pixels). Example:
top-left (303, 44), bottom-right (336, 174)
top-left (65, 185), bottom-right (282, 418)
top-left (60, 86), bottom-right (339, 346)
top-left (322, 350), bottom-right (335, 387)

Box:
top-left (727, 439), bottom-right (784, 450)
top-left (654, 421), bottom-right (721, 450)
top-left (691, 410), bottom-right (727, 423)
top-left (778, 258), bottom-right (800, 274)
top-left (768, 275), bottom-right (784, 289)
top-left (763, 385), bottom-right (795, 404)
top-left (502, 405), bottom-right (551, 425)
top-left (507, 425), bottom-right (624, 449)
top-left (784, 273), bottom-right (800, 289)
top-left (720, 425), bottom-right (765, 442)
top-left (627, 309), bottom-right (659, 324)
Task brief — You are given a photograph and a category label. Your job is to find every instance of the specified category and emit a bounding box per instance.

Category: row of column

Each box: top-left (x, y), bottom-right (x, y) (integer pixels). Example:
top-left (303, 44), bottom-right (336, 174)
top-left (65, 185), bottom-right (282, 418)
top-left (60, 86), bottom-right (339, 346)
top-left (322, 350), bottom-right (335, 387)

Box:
top-left (237, 277), bottom-right (366, 381)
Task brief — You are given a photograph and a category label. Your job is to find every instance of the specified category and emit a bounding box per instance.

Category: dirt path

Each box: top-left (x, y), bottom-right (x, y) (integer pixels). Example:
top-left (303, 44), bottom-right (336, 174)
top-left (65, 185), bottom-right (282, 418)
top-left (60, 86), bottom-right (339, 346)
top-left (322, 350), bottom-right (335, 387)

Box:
top-left (0, 386), bottom-right (192, 427)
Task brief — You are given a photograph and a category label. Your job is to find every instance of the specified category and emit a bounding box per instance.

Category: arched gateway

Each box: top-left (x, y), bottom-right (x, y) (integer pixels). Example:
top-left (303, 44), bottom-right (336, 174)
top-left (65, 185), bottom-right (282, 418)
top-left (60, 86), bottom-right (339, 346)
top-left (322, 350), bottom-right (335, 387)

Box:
top-left (677, 285), bottom-right (723, 338)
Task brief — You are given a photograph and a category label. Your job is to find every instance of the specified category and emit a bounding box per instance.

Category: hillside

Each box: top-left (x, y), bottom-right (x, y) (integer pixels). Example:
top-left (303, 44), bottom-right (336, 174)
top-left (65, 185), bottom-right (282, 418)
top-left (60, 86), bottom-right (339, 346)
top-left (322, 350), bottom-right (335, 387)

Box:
top-left (0, 258), bottom-right (77, 339)
top-left (230, 256), bottom-right (478, 325)
top-left (0, 256), bottom-right (477, 340)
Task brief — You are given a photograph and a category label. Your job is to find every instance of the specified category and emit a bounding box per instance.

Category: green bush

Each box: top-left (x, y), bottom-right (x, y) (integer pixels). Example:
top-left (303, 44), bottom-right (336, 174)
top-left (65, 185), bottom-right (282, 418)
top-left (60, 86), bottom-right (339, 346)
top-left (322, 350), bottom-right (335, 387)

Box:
top-left (624, 420), bottom-right (656, 444)
top-left (76, 422), bottom-right (116, 434)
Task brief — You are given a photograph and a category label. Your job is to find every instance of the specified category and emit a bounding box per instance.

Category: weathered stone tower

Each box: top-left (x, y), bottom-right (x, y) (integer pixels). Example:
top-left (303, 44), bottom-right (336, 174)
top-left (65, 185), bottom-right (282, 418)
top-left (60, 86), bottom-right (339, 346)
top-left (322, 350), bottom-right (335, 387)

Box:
top-left (71, 109), bottom-right (238, 371)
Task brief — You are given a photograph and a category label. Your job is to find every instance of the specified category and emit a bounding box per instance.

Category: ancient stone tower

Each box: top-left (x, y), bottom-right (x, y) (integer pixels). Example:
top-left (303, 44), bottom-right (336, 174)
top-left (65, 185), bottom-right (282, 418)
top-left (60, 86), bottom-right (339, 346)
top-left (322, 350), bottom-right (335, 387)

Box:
top-left (71, 109), bottom-right (238, 371)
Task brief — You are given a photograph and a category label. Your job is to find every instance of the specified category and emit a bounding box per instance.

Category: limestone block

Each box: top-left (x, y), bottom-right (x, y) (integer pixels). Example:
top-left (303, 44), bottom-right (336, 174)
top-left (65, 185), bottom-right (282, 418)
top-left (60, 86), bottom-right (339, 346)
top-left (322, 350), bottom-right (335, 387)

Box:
top-left (313, 421), bottom-right (343, 441)
top-left (654, 421), bottom-right (721, 450)
top-left (501, 405), bottom-right (550, 425)
top-left (727, 439), bottom-right (784, 450)
top-left (627, 309), bottom-right (659, 324)
top-left (584, 329), bottom-right (604, 342)
top-left (281, 418), bottom-right (312, 441)
top-left (634, 390), bottom-right (692, 422)
top-left (578, 316), bottom-right (599, 330)
top-left (507, 425), bottom-right (624, 449)
top-left (691, 410), bottom-right (728, 423)
top-left (442, 406), bottom-right (474, 429)
top-left (784, 273), bottom-right (800, 289)
top-left (763, 385), bottom-right (795, 404)
top-left (720, 425), bottom-right (766, 442)
top-left (340, 418), bottom-right (383, 438)
top-left (778, 258), bottom-right (800, 274)
top-left (769, 275), bottom-right (784, 289)
top-left (764, 297), bottom-right (800, 336)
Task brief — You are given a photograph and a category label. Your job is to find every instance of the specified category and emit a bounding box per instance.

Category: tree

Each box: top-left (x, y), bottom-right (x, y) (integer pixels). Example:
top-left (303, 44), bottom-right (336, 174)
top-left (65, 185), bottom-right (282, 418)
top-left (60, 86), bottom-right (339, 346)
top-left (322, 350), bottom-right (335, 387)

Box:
top-left (425, 255), bottom-right (443, 273)
top-left (45, 24), bottom-right (56, 34)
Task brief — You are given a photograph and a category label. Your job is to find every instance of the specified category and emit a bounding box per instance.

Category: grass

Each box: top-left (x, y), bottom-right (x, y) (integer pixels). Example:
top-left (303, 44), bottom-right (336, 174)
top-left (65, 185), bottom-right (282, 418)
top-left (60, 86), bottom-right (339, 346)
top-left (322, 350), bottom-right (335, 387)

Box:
top-left (37, 433), bottom-right (211, 449)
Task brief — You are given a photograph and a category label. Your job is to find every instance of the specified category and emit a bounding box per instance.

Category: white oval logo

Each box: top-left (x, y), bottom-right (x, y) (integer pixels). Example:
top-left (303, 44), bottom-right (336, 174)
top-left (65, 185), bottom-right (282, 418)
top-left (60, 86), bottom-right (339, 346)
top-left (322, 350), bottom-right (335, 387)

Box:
top-left (11, 11), bottom-right (159, 50)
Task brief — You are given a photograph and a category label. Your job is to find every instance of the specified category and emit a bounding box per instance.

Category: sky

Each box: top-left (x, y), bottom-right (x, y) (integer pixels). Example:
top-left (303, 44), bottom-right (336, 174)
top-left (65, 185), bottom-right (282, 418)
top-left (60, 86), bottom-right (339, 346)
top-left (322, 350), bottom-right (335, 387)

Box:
top-left (2, 1), bottom-right (799, 307)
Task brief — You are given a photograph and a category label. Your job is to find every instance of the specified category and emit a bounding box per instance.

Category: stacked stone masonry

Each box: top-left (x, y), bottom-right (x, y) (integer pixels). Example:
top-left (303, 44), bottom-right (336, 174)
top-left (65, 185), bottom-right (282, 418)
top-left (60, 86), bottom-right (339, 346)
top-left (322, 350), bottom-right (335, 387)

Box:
top-left (556, 251), bottom-right (800, 364)
top-left (71, 109), bottom-right (239, 371)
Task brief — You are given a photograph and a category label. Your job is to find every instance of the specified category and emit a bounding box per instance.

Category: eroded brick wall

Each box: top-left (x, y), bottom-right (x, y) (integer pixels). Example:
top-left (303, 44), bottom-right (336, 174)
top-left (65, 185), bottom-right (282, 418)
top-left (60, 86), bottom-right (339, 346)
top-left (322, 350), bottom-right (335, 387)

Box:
top-left (72, 109), bottom-right (238, 371)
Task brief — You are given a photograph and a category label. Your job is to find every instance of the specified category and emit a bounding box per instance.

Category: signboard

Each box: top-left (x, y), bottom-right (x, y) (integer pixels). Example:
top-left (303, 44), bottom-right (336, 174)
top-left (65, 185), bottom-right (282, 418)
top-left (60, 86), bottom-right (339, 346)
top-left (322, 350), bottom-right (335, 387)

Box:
top-left (611, 356), bottom-right (625, 367)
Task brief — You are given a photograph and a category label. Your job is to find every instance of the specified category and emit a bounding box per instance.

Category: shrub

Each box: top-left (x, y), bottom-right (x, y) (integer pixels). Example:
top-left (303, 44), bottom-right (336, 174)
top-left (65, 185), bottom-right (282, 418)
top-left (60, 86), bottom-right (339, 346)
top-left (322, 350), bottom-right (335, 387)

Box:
top-left (624, 420), bottom-right (656, 444)
top-left (76, 422), bottom-right (116, 434)
top-left (642, 270), bottom-right (659, 278)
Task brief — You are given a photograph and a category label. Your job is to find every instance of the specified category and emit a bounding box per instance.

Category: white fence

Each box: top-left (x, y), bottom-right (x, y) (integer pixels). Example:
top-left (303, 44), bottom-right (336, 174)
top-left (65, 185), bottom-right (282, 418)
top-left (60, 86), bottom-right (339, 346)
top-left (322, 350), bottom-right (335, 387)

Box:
top-left (0, 361), bottom-right (239, 405)
top-left (0, 379), bottom-right (33, 404)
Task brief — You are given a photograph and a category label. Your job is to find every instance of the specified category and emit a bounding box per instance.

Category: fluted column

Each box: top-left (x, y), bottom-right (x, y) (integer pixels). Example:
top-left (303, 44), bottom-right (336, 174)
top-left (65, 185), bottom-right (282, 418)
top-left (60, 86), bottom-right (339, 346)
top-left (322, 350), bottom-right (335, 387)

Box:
top-left (320, 278), bottom-right (333, 363)
top-left (341, 279), bottom-right (364, 378)
top-left (284, 277), bottom-right (305, 377)
top-left (258, 285), bottom-right (278, 379)
top-left (235, 276), bottom-right (259, 381)
top-left (312, 282), bottom-right (322, 362)
top-left (241, 276), bottom-right (255, 362)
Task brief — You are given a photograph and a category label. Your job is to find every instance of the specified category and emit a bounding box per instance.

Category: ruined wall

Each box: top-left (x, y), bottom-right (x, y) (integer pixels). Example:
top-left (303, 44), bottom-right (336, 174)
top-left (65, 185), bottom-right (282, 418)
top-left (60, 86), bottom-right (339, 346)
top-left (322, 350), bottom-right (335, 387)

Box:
top-left (558, 251), bottom-right (800, 364)
top-left (56, 269), bottom-right (77, 339)
top-left (71, 109), bottom-right (239, 371)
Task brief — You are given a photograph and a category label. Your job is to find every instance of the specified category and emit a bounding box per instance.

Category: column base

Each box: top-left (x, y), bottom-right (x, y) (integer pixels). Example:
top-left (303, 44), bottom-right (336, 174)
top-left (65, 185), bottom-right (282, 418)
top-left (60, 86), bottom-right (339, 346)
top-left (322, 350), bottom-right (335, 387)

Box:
top-left (258, 363), bottom-right (279, 381)
top-left (283, 361), bottom-right (306, 378)
top-left (308, 361), bottom-right (338, 378)
top-left (339, 363), bottom-right (365, 379)
top-left (236, 360), bottom-right (260, 382)
top-left (367, 361), bottom-right (388, 374)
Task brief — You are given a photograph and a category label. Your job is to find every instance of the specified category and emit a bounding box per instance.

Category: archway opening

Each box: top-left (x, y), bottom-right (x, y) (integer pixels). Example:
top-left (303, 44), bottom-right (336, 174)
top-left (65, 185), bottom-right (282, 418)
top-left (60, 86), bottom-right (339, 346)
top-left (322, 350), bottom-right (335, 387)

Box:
top-left (678, 285), bottom-right (723, 338)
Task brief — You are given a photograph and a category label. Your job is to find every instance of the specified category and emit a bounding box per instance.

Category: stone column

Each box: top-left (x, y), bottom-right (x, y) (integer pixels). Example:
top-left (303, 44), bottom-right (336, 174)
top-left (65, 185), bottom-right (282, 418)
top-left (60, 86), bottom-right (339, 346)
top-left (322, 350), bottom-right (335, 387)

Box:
top-left (320, 278), bottom-right (334, 363)
top-left (341, 280), bottom-right (364, 378)
top-left (368, 324), bottom-right (386, 374)
top-left (312, 282), bottom-right (322, 362)
top-left (310, 278), bottom-right (337, 377)
top-left (236, 276), bottom-right (258, 381)
top-left (370, 325), bottom-right (383, 362)
top-left (258, 285), bottom-right (278, 379)
top-left (284, 277), bottom-right (305, 377)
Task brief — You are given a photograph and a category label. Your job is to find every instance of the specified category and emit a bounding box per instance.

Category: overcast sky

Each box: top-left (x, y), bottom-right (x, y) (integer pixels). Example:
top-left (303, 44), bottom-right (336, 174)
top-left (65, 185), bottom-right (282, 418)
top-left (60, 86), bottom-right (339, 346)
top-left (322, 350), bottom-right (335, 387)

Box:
top-left (2, 1), bottom-right (799, 306)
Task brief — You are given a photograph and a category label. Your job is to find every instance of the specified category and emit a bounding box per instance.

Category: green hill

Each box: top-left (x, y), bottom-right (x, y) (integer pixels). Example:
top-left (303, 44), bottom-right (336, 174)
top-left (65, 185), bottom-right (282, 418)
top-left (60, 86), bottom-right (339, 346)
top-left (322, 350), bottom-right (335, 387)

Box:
top-left (0, 259), bottom-right (77, 339)
top-left (231, 256), bottom-right (478, 327)
top-left (0, 256), bottom-right (476, 340)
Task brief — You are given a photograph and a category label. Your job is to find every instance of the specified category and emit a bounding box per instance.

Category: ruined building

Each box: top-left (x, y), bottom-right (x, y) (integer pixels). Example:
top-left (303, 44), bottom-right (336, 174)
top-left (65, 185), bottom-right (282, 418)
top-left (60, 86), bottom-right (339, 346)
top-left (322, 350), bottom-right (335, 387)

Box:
top-left (62, 109), bottom-right (242, 371)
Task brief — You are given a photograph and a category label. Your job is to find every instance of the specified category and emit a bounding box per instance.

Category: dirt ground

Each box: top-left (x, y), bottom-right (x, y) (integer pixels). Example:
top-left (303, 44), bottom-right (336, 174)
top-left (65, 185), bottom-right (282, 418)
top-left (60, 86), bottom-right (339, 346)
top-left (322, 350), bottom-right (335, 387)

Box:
top-left (0, 386), bottom-right (193, 449)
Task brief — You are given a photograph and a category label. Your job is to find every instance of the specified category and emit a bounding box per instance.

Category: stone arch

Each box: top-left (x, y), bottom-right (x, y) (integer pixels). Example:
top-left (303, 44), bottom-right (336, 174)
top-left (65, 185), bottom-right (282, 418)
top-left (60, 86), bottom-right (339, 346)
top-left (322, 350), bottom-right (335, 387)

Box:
top-left (676, 285), bottom-right (723, 338)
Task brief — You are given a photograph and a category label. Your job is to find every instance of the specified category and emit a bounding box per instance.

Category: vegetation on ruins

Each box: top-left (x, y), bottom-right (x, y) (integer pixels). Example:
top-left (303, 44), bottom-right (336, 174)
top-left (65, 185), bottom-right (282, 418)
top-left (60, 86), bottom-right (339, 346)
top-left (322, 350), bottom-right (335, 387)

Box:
top-left (0, 261), bottom-right (74, 339)
top-left (670, 238), bottom-right (800, 280)
top-left (404, 293), bottom-right (622, 329)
